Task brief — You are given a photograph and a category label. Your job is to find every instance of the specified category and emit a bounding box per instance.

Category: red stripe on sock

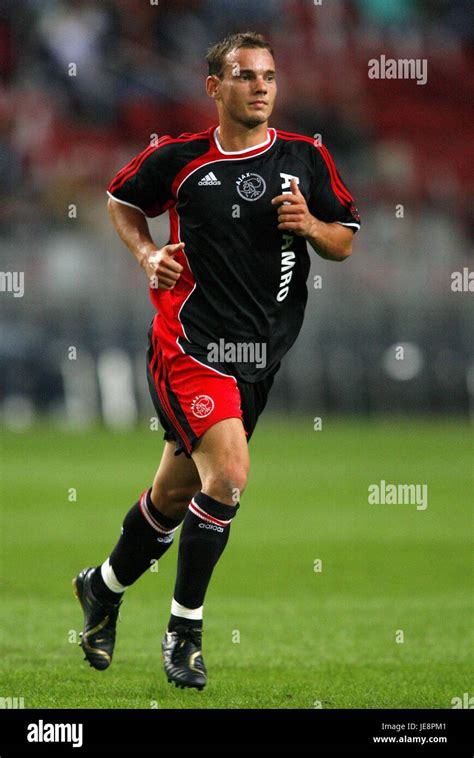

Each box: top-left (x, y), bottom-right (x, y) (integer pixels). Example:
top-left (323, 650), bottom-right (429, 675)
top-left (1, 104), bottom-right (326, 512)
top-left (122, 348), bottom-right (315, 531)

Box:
top-left (189, 500), bottom-right (232, 527)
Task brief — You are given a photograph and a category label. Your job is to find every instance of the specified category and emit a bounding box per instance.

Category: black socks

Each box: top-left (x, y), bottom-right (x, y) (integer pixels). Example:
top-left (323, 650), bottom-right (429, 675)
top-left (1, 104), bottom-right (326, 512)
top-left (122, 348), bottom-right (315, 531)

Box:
top-left (169, 491), bottom-right (239, 629)
top-left (91, 489), bottom-right (182, 603)
top-left (90, 488), bottom-right (239, 629)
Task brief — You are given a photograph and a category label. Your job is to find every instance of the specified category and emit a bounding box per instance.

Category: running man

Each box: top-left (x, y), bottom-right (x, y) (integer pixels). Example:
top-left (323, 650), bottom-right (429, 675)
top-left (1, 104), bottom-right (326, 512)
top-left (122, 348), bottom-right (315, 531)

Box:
top-left (73, 31), bottom-right (360, 690)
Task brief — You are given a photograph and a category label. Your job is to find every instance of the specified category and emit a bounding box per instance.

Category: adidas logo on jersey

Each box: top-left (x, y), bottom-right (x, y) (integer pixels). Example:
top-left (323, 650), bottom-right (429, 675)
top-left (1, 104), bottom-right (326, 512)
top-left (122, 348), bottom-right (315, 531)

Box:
top-left (198, 171), bottom-right (221, 186)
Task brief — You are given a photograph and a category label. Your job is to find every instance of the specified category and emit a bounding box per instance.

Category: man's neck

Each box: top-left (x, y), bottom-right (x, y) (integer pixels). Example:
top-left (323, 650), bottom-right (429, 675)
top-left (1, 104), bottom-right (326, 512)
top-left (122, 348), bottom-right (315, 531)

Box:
top-left (215, 122), bottom-right (269, 152)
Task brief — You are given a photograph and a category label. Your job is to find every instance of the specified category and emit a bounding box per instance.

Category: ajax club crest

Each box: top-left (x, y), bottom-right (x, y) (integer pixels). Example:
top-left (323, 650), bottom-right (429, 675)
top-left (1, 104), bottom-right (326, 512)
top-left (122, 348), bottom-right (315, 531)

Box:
top-left (191, 395), bottom-right (215, 418)
top-left (236, 172), bottom-right (266, 201)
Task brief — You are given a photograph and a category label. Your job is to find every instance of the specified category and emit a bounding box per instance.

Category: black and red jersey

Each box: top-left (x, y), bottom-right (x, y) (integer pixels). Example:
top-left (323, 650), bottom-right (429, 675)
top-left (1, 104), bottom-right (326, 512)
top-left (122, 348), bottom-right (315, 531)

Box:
top-left (108, 125), bottom-right (360, 382)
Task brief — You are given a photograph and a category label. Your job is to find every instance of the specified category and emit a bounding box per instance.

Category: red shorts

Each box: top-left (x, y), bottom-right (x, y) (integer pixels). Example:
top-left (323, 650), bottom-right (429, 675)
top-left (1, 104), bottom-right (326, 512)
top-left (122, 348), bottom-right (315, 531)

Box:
top-left (146, 315), bottom-right (276, 456)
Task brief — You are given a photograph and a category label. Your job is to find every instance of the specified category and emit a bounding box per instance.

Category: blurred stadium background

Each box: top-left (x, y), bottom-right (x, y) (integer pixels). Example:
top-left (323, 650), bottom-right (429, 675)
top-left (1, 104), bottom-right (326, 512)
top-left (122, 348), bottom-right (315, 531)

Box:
top-left (1, 0), bottom-right (473, 429)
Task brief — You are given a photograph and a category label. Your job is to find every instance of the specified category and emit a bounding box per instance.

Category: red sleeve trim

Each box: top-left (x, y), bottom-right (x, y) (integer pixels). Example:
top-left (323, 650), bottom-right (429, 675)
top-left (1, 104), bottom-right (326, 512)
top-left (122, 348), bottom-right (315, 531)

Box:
top-left (108, 132), bottom-right (210, 195)
top-left (276, 130), bottom-right (354, 208)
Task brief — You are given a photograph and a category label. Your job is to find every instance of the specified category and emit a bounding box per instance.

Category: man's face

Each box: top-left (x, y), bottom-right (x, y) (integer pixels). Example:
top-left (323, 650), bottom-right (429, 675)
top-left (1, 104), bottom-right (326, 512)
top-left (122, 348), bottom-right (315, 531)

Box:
top-left (208, 47), bottom-right (277, 128)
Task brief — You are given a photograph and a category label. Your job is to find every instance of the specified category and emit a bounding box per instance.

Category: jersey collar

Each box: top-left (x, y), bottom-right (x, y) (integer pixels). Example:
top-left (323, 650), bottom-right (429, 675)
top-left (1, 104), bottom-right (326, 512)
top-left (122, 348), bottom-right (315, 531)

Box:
top-left (211, 125), bottom-right (276, 157)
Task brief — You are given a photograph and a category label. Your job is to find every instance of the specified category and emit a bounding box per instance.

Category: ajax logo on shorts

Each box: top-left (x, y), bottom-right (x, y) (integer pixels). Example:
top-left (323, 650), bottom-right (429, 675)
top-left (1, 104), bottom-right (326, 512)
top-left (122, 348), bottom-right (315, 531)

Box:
top-left (236, 172), bottom-right (266, 201)
top-left (191, 395), bottom-right (215, 418)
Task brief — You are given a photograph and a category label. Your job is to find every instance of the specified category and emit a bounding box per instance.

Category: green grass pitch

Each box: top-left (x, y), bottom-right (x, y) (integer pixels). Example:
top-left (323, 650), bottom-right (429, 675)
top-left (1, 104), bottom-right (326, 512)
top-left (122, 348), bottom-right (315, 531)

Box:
top-left (1, 416), bottom-right (472, 709)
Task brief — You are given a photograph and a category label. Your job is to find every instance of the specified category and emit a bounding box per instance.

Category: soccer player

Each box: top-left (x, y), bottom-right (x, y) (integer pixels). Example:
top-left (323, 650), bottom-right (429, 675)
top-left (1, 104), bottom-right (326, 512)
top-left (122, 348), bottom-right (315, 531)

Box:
top-left (73, 31), bottom-right (360, 690)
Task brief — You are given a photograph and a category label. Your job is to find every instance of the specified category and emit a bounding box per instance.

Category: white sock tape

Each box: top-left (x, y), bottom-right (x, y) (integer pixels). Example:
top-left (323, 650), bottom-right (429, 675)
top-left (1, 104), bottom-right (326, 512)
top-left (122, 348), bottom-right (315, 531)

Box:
top-left (171, 598), bottom-right (203, 620)
top-left (101, 558), bottom-right (127, 593)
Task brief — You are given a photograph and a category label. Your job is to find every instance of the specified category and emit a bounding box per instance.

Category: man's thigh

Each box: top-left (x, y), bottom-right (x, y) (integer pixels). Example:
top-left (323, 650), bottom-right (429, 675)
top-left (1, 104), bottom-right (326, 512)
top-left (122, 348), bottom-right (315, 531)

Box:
top-left (191, 418), bottom-right (249, 504)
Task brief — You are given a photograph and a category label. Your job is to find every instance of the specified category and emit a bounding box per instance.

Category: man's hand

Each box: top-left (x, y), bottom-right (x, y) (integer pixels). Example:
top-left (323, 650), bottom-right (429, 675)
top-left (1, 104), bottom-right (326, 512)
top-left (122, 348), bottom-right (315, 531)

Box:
top-left (271, 178), bottom-right (316, 238)
top-left (142, 242), bottom-right (185, 290)
top-left (271, 178), bottom-right (353, 261)
top-left (107, 198), bottom-right (187, 287)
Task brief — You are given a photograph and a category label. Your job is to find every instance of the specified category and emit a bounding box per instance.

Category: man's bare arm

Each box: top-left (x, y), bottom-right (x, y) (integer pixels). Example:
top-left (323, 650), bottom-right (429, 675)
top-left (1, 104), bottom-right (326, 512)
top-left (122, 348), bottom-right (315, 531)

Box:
top-left (107, 197), bottom-right (183, 290)
top-left (303, 218), bottom-right (353, 261)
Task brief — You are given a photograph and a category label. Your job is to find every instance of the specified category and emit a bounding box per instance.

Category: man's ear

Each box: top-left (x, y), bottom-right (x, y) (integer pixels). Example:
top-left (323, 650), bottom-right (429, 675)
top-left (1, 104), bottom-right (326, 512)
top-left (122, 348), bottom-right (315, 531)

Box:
top-left (206, 75), bottom-right (221, 100)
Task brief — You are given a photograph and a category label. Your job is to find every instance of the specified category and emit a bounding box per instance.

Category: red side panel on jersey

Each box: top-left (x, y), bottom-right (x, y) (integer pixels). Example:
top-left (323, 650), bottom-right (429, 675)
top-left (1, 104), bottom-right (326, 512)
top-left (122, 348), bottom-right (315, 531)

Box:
top-left (148, 203), bottom-right (196, 343)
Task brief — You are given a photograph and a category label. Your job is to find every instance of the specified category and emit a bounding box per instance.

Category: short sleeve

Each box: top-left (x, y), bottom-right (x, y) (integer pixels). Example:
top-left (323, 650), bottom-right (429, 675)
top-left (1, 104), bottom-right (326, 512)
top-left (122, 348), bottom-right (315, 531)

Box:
top-left (107, 140), bottom-right (176, 218)
top-left (308, 144), bottom-right (361, 232)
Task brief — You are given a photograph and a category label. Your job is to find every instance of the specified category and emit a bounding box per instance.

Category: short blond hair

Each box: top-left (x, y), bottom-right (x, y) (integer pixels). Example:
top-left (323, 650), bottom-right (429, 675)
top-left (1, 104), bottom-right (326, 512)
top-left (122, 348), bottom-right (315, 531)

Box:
top-left (207, 32), bottom-right (274, 77)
